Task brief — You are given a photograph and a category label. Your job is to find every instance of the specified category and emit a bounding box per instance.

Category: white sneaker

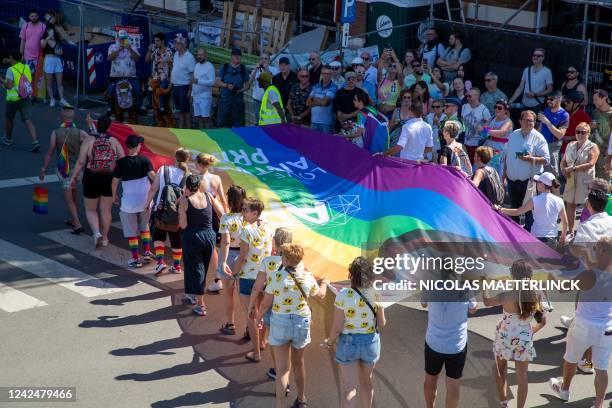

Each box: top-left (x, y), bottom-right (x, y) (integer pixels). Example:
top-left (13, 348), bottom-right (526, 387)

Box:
top-left (560, 315), bottom-right (574, 328)
top-left (93, 232), bottom-right (103, 248)
top-left (183, 294), bottom-right (197, 305)
top-left (577, 359), bottom-right (595, 374)
top-left (154, 263), bottom-right (167, 275)
top-left (207, 279), bottom-right (223, 292)
top-left (49, 99), bottom-right (56, 108)
top-left (548, 377), bottom-right (570, 401)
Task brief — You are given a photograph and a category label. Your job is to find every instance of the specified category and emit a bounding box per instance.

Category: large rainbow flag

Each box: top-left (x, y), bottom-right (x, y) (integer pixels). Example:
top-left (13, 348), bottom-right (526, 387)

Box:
top-left (108, 123), bottom-right (558, 282)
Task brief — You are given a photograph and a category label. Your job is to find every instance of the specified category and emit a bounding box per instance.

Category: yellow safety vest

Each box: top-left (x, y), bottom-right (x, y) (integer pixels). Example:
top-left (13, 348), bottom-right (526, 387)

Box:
top-left (259, 85), bottom-right (283, 126)
top-left (6, 62), bottom-right (32, 102)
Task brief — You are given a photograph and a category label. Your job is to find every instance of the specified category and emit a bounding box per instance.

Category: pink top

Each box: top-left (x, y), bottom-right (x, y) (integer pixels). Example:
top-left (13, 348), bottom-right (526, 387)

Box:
top-left (19, 22), bottom-right (46, 61)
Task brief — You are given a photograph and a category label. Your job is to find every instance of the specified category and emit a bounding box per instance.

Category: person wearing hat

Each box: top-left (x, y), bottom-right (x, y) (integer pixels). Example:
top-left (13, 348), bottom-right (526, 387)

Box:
top-left (538, 90), bottom-right (569, 176)
top-left (561, 90), bottom-right (591, 158)
top-left (111, 134), bottom-right (156, 268)
top-left (329, 61), bottom-right (345, 89)
top-left (258, 71), bottom-right (286, 126)
top-left (248, 53), bottom-right (279, 125)
top-left (438, 96), bottom-right (464, 148)
top-left (498, 171), bottom-right (567, 245)
top-left (272, 56), bottom-right (298, 113)
top-left (591, 88), bottom-right (611, 179)
top-left (39, 105), bottom-right (94, 234)
top-left (107, 29), bottom-right (141, 117)
top-left (216, 47), bottom-right (248, 128)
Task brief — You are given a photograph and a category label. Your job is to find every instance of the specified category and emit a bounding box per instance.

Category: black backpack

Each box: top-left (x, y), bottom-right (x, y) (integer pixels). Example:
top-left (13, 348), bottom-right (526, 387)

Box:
top-left (153, 166), bottom-right (187, 232)
top-left (482, 166), bottom-right (504, 205)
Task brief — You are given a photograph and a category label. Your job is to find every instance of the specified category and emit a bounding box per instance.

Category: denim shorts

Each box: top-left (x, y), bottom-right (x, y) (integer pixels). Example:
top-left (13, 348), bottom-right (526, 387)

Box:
top-left (335, 333), bottom-right (381, 365)
top-left (269, 313), bottom-right (311, 349)
top-left (217, 248), bottom-right (239, 280)
top-left (263, 309), bottom-right (271, 327)
top-left (239, 278), bottom-right (255, 296)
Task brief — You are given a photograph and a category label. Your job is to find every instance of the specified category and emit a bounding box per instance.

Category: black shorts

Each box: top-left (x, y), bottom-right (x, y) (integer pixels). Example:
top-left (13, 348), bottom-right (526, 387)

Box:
top-left (82, 169), bottom-right (113, 199)
top-left (424, 342), bottom-right (467, 379)
top-left (172, 85), bottom-right (190, 113)
top-left (152, 227), bottom-right (182, 248)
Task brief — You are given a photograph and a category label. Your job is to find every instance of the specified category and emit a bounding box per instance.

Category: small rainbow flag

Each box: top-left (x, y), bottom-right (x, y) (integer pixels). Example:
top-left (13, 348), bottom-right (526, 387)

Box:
top-left (57, 143), bottom-right (70, 178)
top-left (33, 186), bottom-right (48, 214)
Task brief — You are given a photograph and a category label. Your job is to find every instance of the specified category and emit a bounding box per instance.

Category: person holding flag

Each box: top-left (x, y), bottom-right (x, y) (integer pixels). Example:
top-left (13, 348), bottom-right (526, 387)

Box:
top-left (258, 71), bottom-right (286, 126)
top-left (39, 105), bottom-right (93, 233)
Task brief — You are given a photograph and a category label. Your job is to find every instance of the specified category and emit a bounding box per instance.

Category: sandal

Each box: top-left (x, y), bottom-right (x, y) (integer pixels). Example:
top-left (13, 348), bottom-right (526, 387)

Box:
top-left (220, 323), bottom-right (236, 335)
top-left (291, 398), bottom-right (308, 408)
top-left (70, 226), bottom-right (84, 235)
top-left (64, 219), bottom-right (75, 228)
top-left (245, 351), bottom-right (261, 363)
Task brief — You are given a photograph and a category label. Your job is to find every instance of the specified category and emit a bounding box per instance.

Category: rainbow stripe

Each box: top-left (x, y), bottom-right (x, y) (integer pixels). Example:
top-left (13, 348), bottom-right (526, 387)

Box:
top-left (33, 186), bottom-right (48, 214)
top-left (172, 249), bottom-right (182, 270)
top-left (107, 123), bottom-right (558, 282)
top-left (57, 122), bottom-right (76, 178)
top-left (128, 237), bottom-right (139, 260)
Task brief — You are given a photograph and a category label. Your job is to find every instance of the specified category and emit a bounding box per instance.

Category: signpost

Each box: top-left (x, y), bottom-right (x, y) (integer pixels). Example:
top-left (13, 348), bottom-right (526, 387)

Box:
top-left (335, 0), bottom-right (357, 24)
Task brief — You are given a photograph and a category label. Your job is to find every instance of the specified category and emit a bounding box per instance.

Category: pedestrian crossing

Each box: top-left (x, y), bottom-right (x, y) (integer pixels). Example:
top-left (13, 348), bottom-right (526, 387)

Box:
top-left (0, 223), bottom-right (186, 313)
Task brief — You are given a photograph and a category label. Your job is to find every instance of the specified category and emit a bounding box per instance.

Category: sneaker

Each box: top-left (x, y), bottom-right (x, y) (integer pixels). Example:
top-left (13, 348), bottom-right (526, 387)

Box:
top-left (183, 294), bottom-right (197, 305)
top-left (169, 266), bottom-right (182, 274)
top-left (577, 359), bottom-right (595, 374)
top-left (93, 232), bottom-right (103, 248)
top-left (49, 99), bottom-right (56, 107)
top-left (29, 141), bottom-right (40, 152)
top-left (266, 367), bottom-right (276, 380)
top-left (128, 259), bottom-right (143, 268)
top-left (0, 137), bottom-right (12, 146)
top-left (154, 263), bottom-right (167, 275)
top-left (560, 315), bottom-right (574, 328)
top-left (59, 98), bottom-right (69, 107)
top-left (142, 251), bottom-right (154, 262)
top-left (207, 278), bottom-right (223, 292)
top-left (220, 323), bottom-right (236, 335)
top-left (192, 305), bottom-right (207, 316)
top-left (548, 378), bottom-right (570, 401)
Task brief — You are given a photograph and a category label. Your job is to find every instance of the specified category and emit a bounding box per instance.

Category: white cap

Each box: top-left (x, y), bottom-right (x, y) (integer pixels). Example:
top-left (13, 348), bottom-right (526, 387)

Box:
top-left (534, 172), bottom-right (555, 187)
top-left (351, 57), bottom-right (364, 65)
top-left (329, 61), bottom-right (341, 67)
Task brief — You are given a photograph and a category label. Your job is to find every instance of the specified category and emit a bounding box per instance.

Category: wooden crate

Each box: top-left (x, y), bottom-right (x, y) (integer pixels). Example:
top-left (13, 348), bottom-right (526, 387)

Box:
top-left (258, 8), bottom-right (292, 55)
top-left (220, 2), bottom-right (259, 54)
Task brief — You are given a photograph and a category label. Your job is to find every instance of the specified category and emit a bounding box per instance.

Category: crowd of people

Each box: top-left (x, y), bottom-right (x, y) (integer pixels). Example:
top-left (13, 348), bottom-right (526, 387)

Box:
top-left (3, 11), bottom-right (612, 408)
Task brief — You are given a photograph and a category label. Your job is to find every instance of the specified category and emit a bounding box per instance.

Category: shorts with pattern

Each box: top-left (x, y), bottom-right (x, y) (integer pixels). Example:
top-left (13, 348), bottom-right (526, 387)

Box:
top-left (493, 312), bottom-right (536, 362)
top-left (269, 313), bottom-right (311, 349)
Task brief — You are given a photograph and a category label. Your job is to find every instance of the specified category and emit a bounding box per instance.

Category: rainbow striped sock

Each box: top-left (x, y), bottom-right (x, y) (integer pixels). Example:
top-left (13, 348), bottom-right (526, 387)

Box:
top-left (140, 230), bottom-right (151, 253)
top-left (154, 242), bottom-right (165, 264)
top-left (172, 249), bottom-right (182, 270)
top-left (128, 237), bottom-right (139, 260)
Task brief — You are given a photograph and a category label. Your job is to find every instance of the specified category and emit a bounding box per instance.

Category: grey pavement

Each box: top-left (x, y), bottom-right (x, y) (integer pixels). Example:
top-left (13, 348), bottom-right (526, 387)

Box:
top-left (0, 96), bottom-right (609, 407)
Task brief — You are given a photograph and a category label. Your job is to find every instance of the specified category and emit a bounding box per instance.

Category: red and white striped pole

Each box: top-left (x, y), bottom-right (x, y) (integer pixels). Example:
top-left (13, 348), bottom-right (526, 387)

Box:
top-left (86, 48), bottom-right (96, 86)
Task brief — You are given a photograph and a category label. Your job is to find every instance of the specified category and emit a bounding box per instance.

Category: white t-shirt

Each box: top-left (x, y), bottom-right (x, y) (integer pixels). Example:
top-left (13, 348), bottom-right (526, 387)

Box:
top-left (461, 103), bottom-right (491, 147)
top-left (397, 118), bottom-right (434, 161)
top-left (219, 212), bottom-right (246, 248)
top-left (192, 61), bottom-right (215, 97)
top-left (252, 66), bottom-right (280, 101)
top-left (530, 192), bottom-right (564, 238)
top-left (155, 165), bottom-right (186, 206)
top-left (574, 212), bottom-right (612, 244)
top-left (520, 65), bottom-right (553, 108)
top-left (171, 51), bottom-right (196, 86)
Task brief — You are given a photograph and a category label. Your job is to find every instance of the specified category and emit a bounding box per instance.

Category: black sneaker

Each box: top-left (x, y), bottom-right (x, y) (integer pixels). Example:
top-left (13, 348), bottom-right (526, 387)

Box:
top-left (266, 367), bottom-right (276, 380)
top-left (0, 137), bottom-right (13, 146)
top-left (29, 141), bottom-right (41, 152)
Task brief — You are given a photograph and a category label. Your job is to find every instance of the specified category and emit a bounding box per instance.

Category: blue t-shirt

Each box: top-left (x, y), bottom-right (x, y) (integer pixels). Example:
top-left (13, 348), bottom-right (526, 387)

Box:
top-left (309, 81), bottom-right (337, 126)
top-left (423, 294), bottom-right (477, 355)
top-left (540, 107), bottom-right (569, 143)
top-left (218, 63), bottom-right (247, 98)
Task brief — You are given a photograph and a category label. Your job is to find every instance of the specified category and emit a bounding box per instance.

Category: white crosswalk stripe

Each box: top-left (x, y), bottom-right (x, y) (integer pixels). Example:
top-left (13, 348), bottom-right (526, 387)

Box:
top-left (0, 239), bottom-right (127, 299)
top-left (41, 229), bottom-right (183, 284)
top-left (0, 282), bottom-right (48, 312)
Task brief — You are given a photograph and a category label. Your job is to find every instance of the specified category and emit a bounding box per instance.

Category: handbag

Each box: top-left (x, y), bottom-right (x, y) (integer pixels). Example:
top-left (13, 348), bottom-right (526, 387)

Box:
top-left (522, 160), bottom-right (537, 206)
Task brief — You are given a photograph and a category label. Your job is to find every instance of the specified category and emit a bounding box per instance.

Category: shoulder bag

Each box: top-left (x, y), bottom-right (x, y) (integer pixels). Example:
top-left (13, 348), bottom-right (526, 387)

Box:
top-left (353, 287), bottom-right (379, 333)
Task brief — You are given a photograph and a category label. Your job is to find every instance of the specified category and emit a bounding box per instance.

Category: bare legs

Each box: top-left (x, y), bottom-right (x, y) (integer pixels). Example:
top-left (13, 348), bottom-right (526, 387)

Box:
top-left (271, 344), bottom-right (307, 408)
top-left (64, 188), bottom-right (82, 229)
top-left (565, 202), bottom-right (577, 234)
top-left (341, 362), bottom-right (375, 408)
top-left (494, 358), bottom-right (529, 408)
top-left (240, 294), bottom-right (260, 361)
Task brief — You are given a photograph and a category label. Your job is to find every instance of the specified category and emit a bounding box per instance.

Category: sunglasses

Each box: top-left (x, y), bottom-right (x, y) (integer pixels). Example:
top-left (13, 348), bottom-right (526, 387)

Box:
top-left (575, 130), bottom-right (589, 135)
top-left (432, 105), bottom-right (442, 108)
top-left (389, 65), bottom-right (397, 69)
top-left (362, 57), bottom-right (370, 61)
top-left (567, 70), bottom-right (577, 74)
top-left (356, 71), bottom-right (364, 75)
top-left (533, 54), bottom-right (544, 58)
top-left (546, 97), bottom-right (556, 102)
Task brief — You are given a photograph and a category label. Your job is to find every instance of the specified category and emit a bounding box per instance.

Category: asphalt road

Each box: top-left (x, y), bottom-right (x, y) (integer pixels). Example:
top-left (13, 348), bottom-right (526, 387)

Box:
top-left (0, 97), bottom-right (609, 408)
